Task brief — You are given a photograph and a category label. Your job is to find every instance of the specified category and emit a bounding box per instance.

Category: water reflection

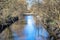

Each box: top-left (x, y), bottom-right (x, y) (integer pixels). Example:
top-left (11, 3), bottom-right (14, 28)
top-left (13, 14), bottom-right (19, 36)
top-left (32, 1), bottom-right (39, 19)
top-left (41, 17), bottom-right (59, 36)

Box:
top-left (23, 15), bottom-right (49, 40)
top-left (12, 15), bottom-right (49, 40)
top-left (13, 32), bottom-right (20, 40)
top-left (24, 16), bottom-right (36, 40)
top-left (36, 24), bottom-right (49, 40)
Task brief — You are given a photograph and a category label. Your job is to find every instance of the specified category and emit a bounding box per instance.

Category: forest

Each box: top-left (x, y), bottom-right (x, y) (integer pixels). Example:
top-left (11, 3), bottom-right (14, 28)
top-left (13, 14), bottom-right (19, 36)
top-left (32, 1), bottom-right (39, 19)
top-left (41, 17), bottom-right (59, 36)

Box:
top-left (0, 0), bottom-right (60, 40)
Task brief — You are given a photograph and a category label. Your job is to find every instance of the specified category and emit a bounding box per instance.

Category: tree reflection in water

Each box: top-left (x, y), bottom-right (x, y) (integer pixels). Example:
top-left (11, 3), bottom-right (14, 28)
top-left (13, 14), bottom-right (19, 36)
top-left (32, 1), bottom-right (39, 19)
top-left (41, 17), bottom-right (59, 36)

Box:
top-left (12, 15), bottom-right (49, 40)
top-left (23, 15), bottom-right (49, 40)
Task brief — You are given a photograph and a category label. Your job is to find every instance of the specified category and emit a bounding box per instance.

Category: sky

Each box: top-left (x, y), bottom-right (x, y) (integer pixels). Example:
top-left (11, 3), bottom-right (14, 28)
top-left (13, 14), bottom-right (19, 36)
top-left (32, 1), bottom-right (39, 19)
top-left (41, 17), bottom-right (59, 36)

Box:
top-left (26, 0), bottom-right (43, 10)
top-left (26, 0), bottom-right (33, 10)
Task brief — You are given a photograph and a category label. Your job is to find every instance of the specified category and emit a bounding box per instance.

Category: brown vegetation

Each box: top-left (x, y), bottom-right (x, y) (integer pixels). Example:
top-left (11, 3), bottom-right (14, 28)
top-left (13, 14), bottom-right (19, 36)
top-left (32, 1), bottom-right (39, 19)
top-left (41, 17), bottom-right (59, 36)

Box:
top-left (0, 0), bottom-right (60, 40)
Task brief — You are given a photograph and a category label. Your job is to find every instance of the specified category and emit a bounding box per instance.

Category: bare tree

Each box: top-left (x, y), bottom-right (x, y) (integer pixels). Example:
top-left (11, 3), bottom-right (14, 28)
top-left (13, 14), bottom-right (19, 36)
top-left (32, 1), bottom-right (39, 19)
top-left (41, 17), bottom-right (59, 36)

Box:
top-left (31, 0), bottom-right (60, 40)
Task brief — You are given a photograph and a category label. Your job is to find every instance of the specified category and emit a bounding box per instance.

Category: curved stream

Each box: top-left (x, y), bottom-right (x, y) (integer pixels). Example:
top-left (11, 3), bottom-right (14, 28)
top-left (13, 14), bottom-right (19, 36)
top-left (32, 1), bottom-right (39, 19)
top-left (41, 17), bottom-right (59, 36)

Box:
top-left (12, 15), bottom-right (49, 40)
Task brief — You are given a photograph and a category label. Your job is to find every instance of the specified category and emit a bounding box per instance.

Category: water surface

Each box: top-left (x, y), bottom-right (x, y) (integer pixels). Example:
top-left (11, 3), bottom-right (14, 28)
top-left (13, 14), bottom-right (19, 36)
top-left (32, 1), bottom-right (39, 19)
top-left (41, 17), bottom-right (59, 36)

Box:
top-left (12, 15), bottom-right (49, 40)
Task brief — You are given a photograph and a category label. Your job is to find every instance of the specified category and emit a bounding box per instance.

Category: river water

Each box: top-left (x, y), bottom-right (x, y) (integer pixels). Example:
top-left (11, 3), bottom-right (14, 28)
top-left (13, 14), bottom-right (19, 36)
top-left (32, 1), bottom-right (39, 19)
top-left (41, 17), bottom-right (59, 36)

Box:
top-left (12, 15), bottom-right (49, 40)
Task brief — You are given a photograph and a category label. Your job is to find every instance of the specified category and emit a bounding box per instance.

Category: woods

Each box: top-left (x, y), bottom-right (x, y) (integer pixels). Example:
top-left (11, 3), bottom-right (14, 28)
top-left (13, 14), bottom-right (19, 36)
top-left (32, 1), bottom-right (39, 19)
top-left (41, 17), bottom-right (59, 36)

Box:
top-left (0, 0), bottom-right (60, 40)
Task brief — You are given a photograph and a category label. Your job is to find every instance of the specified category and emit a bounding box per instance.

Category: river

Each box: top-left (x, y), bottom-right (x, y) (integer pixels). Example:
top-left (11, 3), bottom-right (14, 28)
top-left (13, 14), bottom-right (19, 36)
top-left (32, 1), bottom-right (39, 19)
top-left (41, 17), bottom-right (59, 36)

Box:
top-left (12, 15), bottom-right (49, 40)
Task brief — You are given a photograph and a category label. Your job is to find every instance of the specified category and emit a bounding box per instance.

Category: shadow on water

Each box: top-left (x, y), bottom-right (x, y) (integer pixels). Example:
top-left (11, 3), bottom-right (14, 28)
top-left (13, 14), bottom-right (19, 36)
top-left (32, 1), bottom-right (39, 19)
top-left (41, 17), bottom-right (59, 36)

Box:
top-left (12, 15), bottom-right (50, 40)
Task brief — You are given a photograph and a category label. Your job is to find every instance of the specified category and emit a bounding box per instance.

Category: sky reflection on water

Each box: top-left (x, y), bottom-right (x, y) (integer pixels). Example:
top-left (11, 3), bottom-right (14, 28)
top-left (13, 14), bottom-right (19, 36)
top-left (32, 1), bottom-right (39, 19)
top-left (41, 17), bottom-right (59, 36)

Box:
top-left (24, 16), bottom-right (36, 40)
top-left (23, 15), bottom-right (49, 40)
top-left (13, 15), bottom-right (49, 40)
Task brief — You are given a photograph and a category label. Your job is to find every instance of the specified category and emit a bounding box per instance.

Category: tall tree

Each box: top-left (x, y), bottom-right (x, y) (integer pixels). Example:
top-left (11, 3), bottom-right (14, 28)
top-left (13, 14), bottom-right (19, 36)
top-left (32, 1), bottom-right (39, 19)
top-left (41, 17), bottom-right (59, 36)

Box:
top-left (0, 0), bottom-right (27, 40)
top-left (31, 0), bottom-right (60, 40)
